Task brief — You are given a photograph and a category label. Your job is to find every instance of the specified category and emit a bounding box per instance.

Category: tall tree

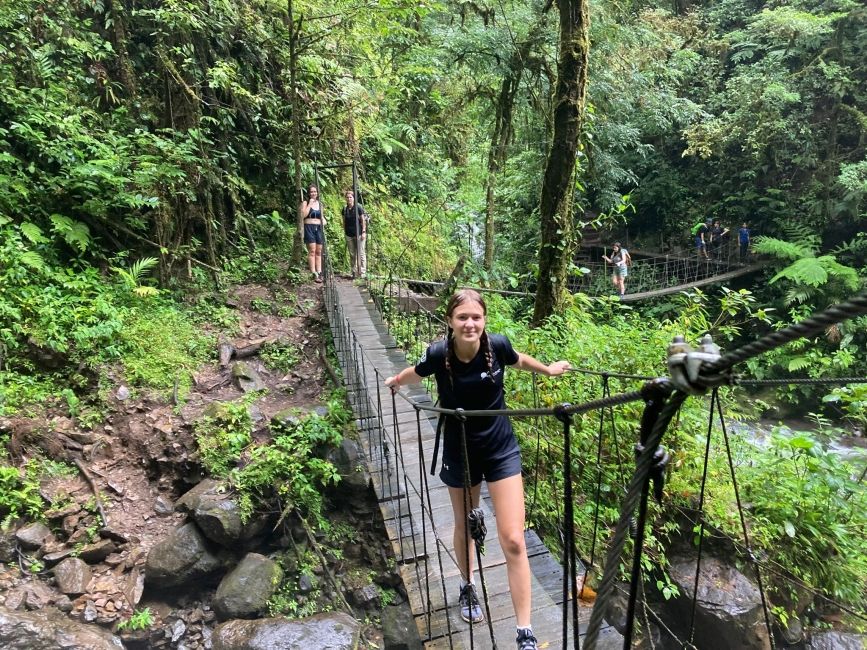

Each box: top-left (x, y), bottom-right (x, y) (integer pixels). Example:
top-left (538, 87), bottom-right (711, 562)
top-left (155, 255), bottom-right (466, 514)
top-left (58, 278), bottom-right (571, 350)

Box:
top-left (532, 0), bottom-right (589, 325)
top-left (287, 0), bottom-right (306, 266)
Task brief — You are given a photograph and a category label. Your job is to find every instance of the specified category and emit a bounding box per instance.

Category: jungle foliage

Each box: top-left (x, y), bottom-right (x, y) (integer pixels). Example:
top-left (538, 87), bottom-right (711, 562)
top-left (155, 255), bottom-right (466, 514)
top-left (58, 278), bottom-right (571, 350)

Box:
top-left (0, 0), bottom-right (865, 633)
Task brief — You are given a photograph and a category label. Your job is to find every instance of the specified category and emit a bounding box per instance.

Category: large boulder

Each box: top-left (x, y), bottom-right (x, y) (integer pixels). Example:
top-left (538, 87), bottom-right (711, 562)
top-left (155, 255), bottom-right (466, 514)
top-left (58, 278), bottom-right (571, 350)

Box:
top-left (213, 553), bottom-right (282, 620)
top-left (175, 480), bottom-right (266, 547)
top-left (15, 522), bottom-right (53, 551)
top-left (664, 554), bottom-right (771, 650)
top-left (212, 612), bottom-right (361, 650)
top-left (231, 362), bottom-right (266, 393)
top-left (0, 605), bottom-right (124, 649)
top-left (53, 557), bottom-right (92, 595)
top-left (144, 522), bottom-right (223, 588)
top-left (381, 602), bottom-right (423, 650)
top-left (809, 631), bottom-right (867, 649)
top-left (327, 439), bottom-right (371, 494)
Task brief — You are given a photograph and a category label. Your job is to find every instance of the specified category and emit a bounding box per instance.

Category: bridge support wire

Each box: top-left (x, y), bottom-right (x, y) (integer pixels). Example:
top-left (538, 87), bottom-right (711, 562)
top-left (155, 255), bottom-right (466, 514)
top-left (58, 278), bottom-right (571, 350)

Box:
top-left (555, 405), bottom-right (581, 650)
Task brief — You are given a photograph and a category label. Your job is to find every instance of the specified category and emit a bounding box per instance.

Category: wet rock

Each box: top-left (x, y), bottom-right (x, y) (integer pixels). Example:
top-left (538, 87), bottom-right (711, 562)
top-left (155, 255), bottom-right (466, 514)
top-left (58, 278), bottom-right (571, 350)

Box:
top-left (0, 528), bottom-right (16, 564)
top-left (100, 525), bottom-right (132, 544)
top-left (270, 409), bottom-right (301, 430)
top-left (381, 602), bottom-right (423, 650)
top-left (54, 595), bottom-right (73, 612)
top-left (116, 385), bottom-right (131, 401)
top-left (44, 502), bottom-right (82, 520)
top-left (0, 605), bottom-right (124, 649)
top-left (230, 362), bottom-right (266, 393)
top-left (24, 583), bottom-right (53, 610)
top-left (781, 616), bottom-right (804, 645)
top-left (175, 479), bottom-right (224, 513)
top-left (327, 439), bottom-right (371, 494)
top-left (78, 539), bottom-right (117, 564)
top-left (123, 568), bottom-right (145, 607)
top-left (350, 585), bottom-right (379, 609)
top-left (810, 631), bottom-right (867, 649)
top-left (298, 573), bottom-right (316, 594)
top-left (53, 557), bottom-right (92, 595)
top-left (213, 553), bottom-right (282, 621)
top-left (665, 555), bottom-right (771, 650)
top-left (83, 600), bottom-right (98, 622)
top-left (15, 522), bottom-right (53, 551)
top-left (177, 481), bottom-right (265, 547)
top-left (144, 523), bottom-right (223, 588)
top-left (172, 618), bottom-right (187, 642)
top-left (154, 496), bottom-right (174, 516)
top-left (212, 612), bottom-right (361, 650)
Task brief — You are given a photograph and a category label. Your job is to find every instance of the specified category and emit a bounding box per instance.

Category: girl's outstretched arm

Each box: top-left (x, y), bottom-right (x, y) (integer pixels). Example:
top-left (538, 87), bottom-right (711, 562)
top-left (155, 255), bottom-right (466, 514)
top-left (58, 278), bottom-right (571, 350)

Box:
top-left (513, 353), bottom-right (570, 377)
top-left (385, 367), bottom-right (423, 390)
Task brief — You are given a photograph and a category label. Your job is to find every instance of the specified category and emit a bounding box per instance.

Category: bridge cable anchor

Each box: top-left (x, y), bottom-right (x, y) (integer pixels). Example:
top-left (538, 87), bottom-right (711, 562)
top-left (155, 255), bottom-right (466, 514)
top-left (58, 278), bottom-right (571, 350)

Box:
top-left (666, 333), bottom-right (732, 395)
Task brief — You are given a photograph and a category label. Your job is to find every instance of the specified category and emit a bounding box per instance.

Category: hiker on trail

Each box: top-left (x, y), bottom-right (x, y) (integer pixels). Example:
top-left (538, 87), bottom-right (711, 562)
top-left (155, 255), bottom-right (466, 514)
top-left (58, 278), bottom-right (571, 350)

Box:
top-left (602, 242), bottom-right (631, 297)
top-left (693, 219), bottom-right (712, 259)
top-left (738, 222), bottom-right (751, 262)
top-left (385, 290), bottom-right (571, 650)
top-left (342, 190), bottom-right (367, 278)
top-left (301, 184), bottom-right (325, 282)
top-left (709, 219), bottom-right (729, 258)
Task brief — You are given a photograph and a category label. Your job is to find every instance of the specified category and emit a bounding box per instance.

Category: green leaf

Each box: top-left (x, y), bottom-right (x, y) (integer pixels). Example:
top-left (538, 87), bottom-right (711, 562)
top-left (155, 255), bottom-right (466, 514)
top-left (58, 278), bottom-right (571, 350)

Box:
top-left (783, 521), bottom-right (796, 538)
top-left (20, 222), bottom-right (48, 244)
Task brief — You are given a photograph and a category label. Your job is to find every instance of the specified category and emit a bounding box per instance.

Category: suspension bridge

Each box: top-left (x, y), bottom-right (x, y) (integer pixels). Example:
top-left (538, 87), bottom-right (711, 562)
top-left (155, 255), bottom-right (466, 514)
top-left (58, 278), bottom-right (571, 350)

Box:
top-left (323, 264), bottom-right (867, 650)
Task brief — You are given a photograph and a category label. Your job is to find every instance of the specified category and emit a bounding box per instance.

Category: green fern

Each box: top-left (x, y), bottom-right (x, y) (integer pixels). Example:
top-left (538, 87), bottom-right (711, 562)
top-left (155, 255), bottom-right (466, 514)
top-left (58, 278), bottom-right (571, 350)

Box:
top-left (752, 236), bottom-right (815, 261)
top-left (112, 257), bottom-right (159, 296)
top-left (20, 222), bottom-right (48, 245)
top-left (49, 214), bottom-right (91, 253)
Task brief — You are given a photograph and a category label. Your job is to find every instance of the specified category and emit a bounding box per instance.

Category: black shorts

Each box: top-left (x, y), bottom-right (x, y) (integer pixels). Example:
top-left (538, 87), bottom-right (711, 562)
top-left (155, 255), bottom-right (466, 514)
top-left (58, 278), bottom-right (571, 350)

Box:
top-left (303, 223), bottom-right (324, 245)
top-left (439, 447), bottom-right (522, 488)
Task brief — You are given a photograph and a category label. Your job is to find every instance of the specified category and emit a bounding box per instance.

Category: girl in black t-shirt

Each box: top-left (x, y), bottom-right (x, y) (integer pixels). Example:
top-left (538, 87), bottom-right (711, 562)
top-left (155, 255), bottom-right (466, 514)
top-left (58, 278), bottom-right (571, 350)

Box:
top-left (385, 289), bottom-right (570, 650)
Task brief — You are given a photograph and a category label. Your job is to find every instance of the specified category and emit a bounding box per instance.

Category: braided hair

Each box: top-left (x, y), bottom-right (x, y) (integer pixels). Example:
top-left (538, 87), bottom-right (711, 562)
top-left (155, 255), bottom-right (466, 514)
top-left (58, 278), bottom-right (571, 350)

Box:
top-left (444, 289), bottom-right (495, 385)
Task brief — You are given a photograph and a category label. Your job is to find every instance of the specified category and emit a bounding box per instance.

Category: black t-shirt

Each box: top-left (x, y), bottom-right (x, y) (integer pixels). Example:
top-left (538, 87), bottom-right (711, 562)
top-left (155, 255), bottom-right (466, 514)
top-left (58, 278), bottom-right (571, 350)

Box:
top-left (342, 204), bottom-right (366, 237)
top-left (415, 334), bottom-right (520, 461)
top-left (696, 224), bottom-right (709, 238)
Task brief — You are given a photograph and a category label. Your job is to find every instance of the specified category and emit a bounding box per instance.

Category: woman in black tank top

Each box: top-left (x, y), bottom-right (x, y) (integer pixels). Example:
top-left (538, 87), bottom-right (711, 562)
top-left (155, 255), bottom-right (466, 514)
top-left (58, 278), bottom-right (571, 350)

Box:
top-left (300, 184), bottom-right (325, 282)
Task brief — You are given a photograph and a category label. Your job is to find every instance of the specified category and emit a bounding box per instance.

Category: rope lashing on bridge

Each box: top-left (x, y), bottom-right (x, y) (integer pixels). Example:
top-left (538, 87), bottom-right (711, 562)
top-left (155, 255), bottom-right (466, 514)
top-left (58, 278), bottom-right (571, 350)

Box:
top-left (329, 261), bottom-right (867, 649)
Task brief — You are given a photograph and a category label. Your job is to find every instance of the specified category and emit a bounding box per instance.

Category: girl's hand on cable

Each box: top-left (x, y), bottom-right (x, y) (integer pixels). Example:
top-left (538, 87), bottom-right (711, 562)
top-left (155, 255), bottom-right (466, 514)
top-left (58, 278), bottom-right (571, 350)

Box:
top-left (384, 374), bottom-right (400, 393)
top-left (547, 361), bottom-right (571, 377)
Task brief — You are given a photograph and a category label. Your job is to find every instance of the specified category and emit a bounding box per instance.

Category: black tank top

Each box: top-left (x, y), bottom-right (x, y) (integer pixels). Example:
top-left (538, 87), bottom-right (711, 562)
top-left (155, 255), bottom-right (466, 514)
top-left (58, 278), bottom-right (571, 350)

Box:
top-left (307, 204), bottom-right (322, 219)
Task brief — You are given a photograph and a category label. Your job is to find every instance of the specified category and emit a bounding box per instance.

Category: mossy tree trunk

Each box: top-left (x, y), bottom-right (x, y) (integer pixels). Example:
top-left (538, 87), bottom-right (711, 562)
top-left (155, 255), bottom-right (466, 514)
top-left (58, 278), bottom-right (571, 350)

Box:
top-left (532, 0), bottom-right (589, 326)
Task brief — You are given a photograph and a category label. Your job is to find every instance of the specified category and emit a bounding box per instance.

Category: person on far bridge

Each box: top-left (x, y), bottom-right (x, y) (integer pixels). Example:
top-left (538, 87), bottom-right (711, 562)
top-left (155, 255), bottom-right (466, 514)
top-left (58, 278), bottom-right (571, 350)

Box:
top-left (602, 241), bottom-right (631, 297)
top-left (692, 218), bottom-right (712, 259)
top-left (342, 189), bottom-right (368, 278)
top-left (738, 222), bottom-right (751, 262)
top-left (385, 289), bottom-right (571, 650)
top-left (709, 219), bottom-right (729, 258)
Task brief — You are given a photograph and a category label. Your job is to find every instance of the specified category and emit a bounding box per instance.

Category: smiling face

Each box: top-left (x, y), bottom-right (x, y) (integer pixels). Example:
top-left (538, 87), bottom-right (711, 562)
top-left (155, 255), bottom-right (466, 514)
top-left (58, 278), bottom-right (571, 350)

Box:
top-left (308, 186), bottom-right (318, 200)
top-left (446, 290), bottom-right (486, 352)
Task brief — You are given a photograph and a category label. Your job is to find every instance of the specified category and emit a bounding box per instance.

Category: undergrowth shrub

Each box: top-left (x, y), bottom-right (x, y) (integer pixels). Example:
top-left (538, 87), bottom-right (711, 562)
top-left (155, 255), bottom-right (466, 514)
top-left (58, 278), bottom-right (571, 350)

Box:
top-left (231, 411), bottom-right (343, 524)
top-left (194, 398), bottom-right (256, 477)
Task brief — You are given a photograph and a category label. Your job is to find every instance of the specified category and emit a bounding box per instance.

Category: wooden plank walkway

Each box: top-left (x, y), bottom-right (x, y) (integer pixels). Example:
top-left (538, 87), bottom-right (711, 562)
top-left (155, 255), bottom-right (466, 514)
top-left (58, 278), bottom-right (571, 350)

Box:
top-left (326, 277), bottom-right (622, 649)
